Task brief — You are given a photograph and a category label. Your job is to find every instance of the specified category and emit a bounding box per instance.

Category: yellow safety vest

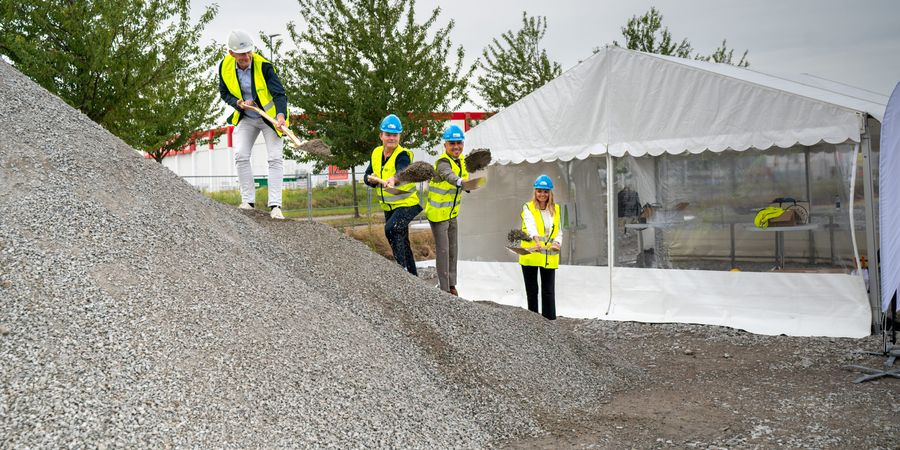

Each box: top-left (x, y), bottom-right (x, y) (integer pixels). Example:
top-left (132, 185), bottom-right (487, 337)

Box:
top-left (519, 201), bottom-right (561, 268)
top-left (371, 146), bottom-right (420, 211)
top-left (754, 206), bottom-right (785, 229)
top-left (220, 53), bottom-right (289, 136)
top-left (425, 153), bottom-right (468, 222)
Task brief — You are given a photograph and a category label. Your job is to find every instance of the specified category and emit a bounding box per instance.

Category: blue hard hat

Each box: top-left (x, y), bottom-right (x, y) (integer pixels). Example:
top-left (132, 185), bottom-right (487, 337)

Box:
top-left (379, 114), bottom-right (403, 133)
top-left (533, 175), bottom-right (554, 189)
top-left (442, 125), bottom-right (465, 142)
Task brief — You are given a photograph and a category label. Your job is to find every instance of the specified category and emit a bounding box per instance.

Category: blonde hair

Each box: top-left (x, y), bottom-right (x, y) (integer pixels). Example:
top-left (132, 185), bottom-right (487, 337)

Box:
top-left (531, 189), bottom-right (555, 216)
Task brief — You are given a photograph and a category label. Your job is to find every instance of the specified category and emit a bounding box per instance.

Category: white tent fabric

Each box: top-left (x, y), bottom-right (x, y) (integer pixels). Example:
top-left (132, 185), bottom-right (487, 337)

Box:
top-left (457, 262), bottom-right (871, 338)
top-left (880, 82), bottom-right (900, 311)
top-left (460, 46), bottom-right (887, 163)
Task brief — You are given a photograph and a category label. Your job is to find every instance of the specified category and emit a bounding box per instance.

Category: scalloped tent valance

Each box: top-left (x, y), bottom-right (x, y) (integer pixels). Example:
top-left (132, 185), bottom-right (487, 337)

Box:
top-left (459, 46), bottom-right (888, 165)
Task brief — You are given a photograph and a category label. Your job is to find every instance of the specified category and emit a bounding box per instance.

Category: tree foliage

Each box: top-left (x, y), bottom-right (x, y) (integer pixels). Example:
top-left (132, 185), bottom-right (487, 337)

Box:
top-left (615, 7), bottom-right (692, 58)
top-left (282, 0), bottom-right (471, 173)
top-left (0, 0), bottom-right (222, 162)
top-left (475, 12), bottom-right (561, 110)
top-left (613, 7), bottom-right (749, 67)
top-left (695, 39), bottom-right (749, 67)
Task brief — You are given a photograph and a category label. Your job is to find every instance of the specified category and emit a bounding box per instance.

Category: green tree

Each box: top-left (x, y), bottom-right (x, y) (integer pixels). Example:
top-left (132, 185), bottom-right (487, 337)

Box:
top-left (613, 7), bottom-right (749, 67)
top-left (696, 39), bottom-right (749, 67)
top-left (282, 0), bottom-right (471, 217)
top-left (475, 12), bottom-right (561, 109)
top-left (614, 7), bottom-right (692, 57)
top-left (0, 0), bottom-right (221, 162)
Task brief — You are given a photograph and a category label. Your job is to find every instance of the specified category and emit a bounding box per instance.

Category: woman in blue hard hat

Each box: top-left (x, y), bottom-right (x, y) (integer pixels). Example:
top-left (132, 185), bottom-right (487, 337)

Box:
top-left (425, 125), bottom-right (468, 296)
top-left (519, 174), bottom-right (562, 320)
top-left (364, 114), bottom-right (422, 275)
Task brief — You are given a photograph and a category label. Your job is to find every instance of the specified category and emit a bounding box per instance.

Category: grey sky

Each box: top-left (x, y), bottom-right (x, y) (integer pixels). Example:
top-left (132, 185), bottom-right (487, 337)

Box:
top-left (195, 0), bottom-right (900, 105)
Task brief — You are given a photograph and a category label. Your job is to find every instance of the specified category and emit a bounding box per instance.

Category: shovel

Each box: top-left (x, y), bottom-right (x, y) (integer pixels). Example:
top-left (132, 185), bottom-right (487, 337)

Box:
top-left (366, 174), bottom-right (408, 195)
top-left (242, 104), bottom-right (332, 158)
top-left (367, 161), bottom-right (436, 194)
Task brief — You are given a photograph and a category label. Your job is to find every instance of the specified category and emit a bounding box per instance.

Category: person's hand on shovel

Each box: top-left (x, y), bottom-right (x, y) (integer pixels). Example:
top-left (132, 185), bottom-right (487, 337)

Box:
top-left (237, 100), bottom-right (257, 110)
top-left (532, 236), bottom-right (544, 251)
top-left (366, 174), bottom-right (396, 188)
top-left (275, 113), bottom-right (286, 131)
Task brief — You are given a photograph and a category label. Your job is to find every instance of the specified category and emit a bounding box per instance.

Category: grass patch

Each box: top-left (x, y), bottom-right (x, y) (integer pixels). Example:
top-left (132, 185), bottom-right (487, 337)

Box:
top-left (205, 184), bottom-right (435, 260)
top-left (206, 184), bottom-right (375, 217)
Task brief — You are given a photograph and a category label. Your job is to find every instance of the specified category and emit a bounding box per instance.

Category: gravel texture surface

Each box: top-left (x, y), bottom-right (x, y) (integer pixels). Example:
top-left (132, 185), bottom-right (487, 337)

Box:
top-left (505, 320), bottom-right (900, 449)
top-left (3, 59), bottom-right (898, 450)
top-left (0, 61), bottom-right (640, 447)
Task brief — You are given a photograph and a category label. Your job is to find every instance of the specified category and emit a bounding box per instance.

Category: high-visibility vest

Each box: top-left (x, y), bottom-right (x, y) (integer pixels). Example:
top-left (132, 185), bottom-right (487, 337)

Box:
top-left (220, 53), bottom-right (289, 136)
top-left (371, 146), bottom-right (420, 211)
top-left (425, 153), bottom-right (468, 222)
top-left (754, 206), bottom-right (785, 229)
top-left (519, 201), bottom-right (561, 269)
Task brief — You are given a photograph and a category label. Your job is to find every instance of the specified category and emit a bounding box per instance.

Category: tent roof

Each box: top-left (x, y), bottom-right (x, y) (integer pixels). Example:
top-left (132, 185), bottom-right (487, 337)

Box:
top-left (462, 46), bottom-right (889, 164)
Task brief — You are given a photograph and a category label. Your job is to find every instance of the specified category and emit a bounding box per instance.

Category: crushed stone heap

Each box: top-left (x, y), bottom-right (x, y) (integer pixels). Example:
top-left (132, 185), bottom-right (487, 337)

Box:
top-left (0, 60), bottom-right (640, 448)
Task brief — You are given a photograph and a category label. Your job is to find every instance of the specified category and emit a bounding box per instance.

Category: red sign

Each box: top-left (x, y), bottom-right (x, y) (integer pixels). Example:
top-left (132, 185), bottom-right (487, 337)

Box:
top-left (328, 165), bottom-right (349, 181)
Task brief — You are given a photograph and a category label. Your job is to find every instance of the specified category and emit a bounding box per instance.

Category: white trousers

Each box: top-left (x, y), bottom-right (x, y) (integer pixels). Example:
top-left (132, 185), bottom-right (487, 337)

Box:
top-left (232, 117), bottom-right (284, 207)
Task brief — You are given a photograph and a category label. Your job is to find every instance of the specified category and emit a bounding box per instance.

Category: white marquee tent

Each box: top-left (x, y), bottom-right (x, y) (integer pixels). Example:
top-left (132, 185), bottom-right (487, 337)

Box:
top-left (452, 46), bottom-right (890, 338)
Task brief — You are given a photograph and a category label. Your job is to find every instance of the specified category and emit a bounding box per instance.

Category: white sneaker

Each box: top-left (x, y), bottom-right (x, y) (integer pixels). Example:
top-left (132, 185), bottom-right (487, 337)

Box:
top-left (270, 206), bottom-right (284, 220)
top-left (239, 202), bottom-right (253, 210)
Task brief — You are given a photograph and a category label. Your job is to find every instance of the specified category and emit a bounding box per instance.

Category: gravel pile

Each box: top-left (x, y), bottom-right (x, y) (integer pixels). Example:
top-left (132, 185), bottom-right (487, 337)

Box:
top-left (0, 61), bottom-right (641, 447)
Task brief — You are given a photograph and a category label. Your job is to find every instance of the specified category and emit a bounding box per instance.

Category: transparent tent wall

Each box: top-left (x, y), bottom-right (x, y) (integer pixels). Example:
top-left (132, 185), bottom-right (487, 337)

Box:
top-left (613, 142), bottom-right (865, 272)
top-left (458, 158), bottom-right (609, 266)
top-left (458, 141), bottom-right (874, 274)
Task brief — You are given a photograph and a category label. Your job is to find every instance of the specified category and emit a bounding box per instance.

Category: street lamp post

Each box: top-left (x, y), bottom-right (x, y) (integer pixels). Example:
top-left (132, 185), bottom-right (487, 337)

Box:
top-left (266, 33), bottom-right (281, 65)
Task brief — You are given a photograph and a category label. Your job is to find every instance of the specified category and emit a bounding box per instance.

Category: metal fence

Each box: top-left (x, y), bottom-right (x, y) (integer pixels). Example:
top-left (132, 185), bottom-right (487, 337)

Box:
top-left (182, 174), bottom-right (427, 221)
top-left (182, 172), bottom-right (339, 192)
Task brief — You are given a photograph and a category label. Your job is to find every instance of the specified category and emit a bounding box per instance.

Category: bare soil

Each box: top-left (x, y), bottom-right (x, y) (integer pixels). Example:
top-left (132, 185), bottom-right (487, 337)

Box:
top-left (499, 316), bottom-right (900, 449)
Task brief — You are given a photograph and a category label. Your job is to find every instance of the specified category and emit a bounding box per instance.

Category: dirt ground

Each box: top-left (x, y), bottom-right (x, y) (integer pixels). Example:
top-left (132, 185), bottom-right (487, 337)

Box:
top-left (342, 223), bottom-right (899, 449)
top-left (498, 316), bottom-right (900, 449)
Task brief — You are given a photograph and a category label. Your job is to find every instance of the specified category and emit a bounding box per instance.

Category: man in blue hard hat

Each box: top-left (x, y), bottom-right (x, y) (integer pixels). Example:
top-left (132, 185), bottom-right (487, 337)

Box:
top-left (364, 114), bottom-right (422, 275)
top-left (218, 29), bottom-right (289, 220)
top-left (425, 124), bottom-right (468, 295)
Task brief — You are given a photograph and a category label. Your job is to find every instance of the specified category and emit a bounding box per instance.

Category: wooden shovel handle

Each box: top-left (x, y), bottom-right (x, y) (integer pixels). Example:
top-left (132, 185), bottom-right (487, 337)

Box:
top-left (242, 104), bottom-right (304, 148)
top-left (367, 175), bottom-right (410, 195)
top-left (367, 174), bottom-right (388, 186)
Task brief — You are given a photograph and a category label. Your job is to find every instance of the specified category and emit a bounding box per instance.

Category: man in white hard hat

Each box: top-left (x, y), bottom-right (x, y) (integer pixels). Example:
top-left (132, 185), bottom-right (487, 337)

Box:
top-left (218, 29), bottom-right (289, 220)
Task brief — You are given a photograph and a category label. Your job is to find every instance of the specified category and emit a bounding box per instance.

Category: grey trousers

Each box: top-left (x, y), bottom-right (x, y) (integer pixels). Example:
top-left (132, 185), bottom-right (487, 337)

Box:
top-left (429, 217), bottom-right (458, 292)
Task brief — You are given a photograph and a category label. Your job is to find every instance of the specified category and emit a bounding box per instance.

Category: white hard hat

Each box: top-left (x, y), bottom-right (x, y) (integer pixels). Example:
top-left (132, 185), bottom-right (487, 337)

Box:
top-left (227, 29), bottom-right (254, 53)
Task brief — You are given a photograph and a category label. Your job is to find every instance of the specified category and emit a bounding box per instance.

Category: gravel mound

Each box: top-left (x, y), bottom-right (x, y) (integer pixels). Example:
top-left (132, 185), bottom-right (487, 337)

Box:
top-left (0, 60), bottom-right (640, 448)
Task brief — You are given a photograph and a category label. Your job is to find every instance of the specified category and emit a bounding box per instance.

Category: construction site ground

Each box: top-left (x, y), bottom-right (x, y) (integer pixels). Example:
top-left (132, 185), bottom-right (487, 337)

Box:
top-left (2, 58), bottom-right (898, 448)
top-left (344, 218), bottom-right (900, 448)
top-left (495, 314), bottom-right (900, 448)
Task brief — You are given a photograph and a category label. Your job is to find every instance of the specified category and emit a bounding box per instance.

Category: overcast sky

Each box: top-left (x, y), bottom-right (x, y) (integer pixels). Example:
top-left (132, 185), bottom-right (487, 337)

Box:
top-left (194, 0), bottom-right (900, 106)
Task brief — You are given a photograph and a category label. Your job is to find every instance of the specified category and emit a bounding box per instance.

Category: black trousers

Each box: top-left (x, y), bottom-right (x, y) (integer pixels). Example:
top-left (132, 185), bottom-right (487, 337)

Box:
top-left (521, 265), bottom-right (556, 320)
top-left (384, 204), bottom-right (422, 276)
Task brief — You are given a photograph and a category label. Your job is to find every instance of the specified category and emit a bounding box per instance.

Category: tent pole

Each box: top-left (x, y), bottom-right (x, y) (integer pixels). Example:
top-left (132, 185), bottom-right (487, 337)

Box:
top-left (565, 160), bottom-right (576, 265)
top-left (805, 147), bottom-right (816, 263)
top-left (860, 116), bottom-right (883, 332)
top-left (605, 151), bottom-right (615, 314)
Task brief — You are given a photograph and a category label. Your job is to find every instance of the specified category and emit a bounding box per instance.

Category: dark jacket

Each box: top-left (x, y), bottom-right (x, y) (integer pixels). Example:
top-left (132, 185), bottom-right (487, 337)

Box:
top-left (218, 56), bottom-right (288, 132)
